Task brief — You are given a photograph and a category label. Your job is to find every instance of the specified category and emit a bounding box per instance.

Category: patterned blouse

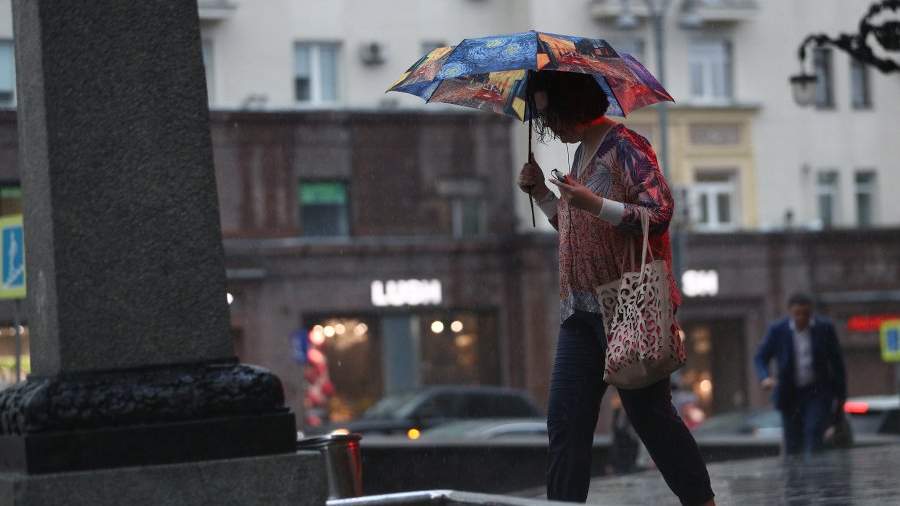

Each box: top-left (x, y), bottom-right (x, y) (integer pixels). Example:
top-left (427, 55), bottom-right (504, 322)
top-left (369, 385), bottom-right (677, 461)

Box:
top-left (549, 123), bottom-right (681, 323)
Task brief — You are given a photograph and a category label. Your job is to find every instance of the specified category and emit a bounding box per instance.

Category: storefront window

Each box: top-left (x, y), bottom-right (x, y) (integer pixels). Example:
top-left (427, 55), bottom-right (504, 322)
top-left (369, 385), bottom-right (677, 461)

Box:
top-left (419, 312), bottom-right (496, 385)
top-left (0, 323), bottom-right (29, 389)
top-left (304, 316), bottom-right (381, 425)
top-left (299, 180), bottom-right (349, 237)
top-left (679, 320), bottom-right (748, 418)
top-left (0, 184), bottom-right (22, 215)
top-left (302, 310), bottom-right (499, 427)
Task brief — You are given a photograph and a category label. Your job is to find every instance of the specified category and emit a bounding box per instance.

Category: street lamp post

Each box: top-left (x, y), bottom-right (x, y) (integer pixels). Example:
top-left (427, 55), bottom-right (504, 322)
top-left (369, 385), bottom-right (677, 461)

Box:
top-left (624, 0), bottom-right (682, 278)
top-left (647, 0), bottom-right (672, 185)
top-left (790, 0), bottom-right (900, 105)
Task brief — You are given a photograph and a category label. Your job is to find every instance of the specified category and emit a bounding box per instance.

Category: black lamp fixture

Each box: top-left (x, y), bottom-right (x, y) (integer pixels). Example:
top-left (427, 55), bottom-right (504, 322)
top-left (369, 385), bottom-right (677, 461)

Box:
top-left (791, 0), bottom-right (900, 106)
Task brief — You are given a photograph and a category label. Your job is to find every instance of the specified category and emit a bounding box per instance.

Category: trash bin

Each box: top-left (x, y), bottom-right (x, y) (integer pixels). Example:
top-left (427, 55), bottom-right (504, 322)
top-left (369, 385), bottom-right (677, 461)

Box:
top-left (297, 433), bottom-right (363, 499)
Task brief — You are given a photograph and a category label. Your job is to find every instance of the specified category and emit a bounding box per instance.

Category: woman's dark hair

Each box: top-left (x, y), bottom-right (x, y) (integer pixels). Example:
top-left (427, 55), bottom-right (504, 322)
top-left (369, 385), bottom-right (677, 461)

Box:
top-left (526, 70), bottom-right (610, 141)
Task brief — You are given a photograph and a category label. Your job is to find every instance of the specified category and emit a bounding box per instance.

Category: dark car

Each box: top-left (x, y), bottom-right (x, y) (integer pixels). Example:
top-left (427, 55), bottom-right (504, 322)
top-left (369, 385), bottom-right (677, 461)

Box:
top-left (692, 408), bottom-right (782, 438)
top-left (324, 385), bottom-right (543, 436)
top-left (692, 396), bottom-right (900, 441)
top-left (843, 395), bottom-right (900, 435)
top-left (420, 418), bottom-right (548, 441)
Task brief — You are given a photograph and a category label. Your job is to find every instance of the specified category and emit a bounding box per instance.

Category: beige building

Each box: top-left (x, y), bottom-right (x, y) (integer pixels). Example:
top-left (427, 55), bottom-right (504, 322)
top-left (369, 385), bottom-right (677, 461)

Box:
top-left (1, 0), bottom-right (894, 233)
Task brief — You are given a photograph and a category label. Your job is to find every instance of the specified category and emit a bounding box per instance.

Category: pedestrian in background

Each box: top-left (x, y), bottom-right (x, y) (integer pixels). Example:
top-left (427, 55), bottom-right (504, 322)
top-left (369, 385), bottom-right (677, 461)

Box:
top-left (518, 70), bottom-right (715, 506)
top-left (754, 293), bottom-right (848, 458)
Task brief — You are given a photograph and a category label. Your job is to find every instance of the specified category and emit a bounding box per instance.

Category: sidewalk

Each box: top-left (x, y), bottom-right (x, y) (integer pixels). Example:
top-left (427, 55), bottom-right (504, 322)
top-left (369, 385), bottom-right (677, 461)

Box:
top-left (520, 445), bottom-right (900, 505)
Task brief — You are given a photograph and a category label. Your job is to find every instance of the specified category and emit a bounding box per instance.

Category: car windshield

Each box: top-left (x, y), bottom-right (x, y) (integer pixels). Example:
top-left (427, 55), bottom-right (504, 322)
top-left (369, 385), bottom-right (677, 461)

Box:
top-left (361, 392), bottom-right (420, 420)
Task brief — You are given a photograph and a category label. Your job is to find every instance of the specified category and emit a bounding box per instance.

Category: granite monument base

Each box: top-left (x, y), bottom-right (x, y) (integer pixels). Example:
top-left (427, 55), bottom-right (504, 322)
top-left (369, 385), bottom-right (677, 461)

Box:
top-left (0, 451), bottom-right (326, 506)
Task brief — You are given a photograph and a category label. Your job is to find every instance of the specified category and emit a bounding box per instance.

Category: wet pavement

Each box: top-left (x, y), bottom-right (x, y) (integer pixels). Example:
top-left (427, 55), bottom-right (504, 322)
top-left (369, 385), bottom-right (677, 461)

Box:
top-left (523, 445), bottom-right (900, 505)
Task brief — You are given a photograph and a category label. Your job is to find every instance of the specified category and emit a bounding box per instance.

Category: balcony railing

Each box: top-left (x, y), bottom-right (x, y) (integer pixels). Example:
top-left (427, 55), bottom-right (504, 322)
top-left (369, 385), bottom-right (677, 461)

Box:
top-left (691, 0), bottom-right (758, 23)
top-left (198, 0), bottom-right (237, 21)
top-left (590, 0), bottom-right (757, 24)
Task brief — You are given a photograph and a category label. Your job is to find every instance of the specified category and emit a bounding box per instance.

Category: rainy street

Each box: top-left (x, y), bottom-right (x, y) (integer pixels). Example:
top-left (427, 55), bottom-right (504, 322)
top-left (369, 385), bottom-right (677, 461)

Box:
top-left (1, 1), bottom-right (900, 505)
top-left (572, 445), bottom-right (900, 505)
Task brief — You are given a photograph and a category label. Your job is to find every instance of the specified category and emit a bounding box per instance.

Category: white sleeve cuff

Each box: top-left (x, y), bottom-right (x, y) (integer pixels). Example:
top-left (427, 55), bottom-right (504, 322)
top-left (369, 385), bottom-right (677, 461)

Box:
top-left (536, 192), bottom-right (559, 220)
top-left (596, 199), bottom-right (625, 225)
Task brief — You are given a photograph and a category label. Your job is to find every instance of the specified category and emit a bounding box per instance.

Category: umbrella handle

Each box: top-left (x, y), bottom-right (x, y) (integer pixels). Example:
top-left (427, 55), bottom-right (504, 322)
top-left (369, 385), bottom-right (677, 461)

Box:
top-left (528, 187), bottom-right (535, 227)
top-left (528, 116), bottom-right (535, 228)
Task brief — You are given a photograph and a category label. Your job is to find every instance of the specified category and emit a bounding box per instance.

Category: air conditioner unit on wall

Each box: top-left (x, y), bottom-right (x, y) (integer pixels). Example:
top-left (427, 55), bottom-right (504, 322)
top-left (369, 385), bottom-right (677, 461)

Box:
top-left (359, 42), bottom-right (386, 66)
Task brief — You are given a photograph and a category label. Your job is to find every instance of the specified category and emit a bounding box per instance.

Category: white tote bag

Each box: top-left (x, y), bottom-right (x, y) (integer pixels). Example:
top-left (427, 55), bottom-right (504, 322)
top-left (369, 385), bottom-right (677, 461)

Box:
top-left (596, 210), bottom-right (686, 389)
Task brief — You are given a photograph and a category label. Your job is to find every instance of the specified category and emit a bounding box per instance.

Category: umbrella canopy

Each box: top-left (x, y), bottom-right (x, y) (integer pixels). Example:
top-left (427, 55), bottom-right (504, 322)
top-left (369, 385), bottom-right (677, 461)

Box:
top-left (388, 30), bottom-right (673, 120)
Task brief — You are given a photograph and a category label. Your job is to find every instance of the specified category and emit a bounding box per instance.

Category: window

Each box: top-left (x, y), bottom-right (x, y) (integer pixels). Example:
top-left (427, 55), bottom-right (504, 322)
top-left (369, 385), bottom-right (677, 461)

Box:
top-left (688, 40), bottom-right (732, 103)
top-left (451, 198), bottom-right (485, 238)
top-left (813, 47), bottom-right (834, 109)
top-left (855, 170), bottom-right (876, 227)
top-left (0, 184), bottom-right (21, 215)
top-left (201, 40), bottom-right (214, 105)
top-left (691, 171), bottom-right (738, 231)
top-left (816, 171), bottom-right (839, 228)
top-left (609, 37), bottom-right (645, 62)
top-left (299, 181), bottom-right (349, 237)
top-left (294, 42), bottom-right (340, 104)
top-left (850, 58), bottom-right (871, 109)
top-left (0, 41), bottom-right (15, 107)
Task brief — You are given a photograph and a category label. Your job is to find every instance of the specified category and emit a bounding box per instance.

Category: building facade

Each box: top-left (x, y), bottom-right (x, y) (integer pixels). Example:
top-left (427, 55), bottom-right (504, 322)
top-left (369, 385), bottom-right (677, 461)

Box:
top-left (0, 1), bottom-right (897, 427)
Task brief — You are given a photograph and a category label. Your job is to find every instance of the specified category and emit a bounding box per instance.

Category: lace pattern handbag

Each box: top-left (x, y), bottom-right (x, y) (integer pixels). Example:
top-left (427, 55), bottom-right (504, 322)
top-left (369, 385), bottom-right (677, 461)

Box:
top-left (596, 209), bottom-right (686, 389)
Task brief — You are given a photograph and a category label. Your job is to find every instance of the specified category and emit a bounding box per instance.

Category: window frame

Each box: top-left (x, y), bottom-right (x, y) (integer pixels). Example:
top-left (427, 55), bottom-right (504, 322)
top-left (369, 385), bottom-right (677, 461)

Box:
top-left (813, 47), bottom-right (835, 109)
top-left (815, 170), bottom-right (840, 228)
top-left (0, 181), bottom-right (22, 216)
top-left (450, 197), bottom-right (486, 239)
top-left (0, 40), bottom-right (15, 108)
top-left (854, 169), bottom-right (877, 227)
top-left (849, 57), bottom-right (872, 110)
top-left (690, 170), bottom-right (739, 232)
top-left (608, 37), bottom-right (646, 63)
top-left (298, 179), bottom-right (351, 237)
top-left (294, 41), bottom-right (341, 106)
top-left (687, 38), bottom-right (733, 104)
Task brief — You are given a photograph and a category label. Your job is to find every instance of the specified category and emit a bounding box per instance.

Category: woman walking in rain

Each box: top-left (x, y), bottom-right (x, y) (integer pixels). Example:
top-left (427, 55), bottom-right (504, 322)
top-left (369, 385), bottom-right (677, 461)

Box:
top-left (518, 70), bottom-right (715, 506)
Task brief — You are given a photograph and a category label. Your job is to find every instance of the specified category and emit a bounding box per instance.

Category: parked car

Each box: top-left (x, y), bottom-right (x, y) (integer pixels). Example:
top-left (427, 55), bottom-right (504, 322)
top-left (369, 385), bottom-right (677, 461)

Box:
top-left (420, 418), bottom-right (547, 441)
top-left (322, 385), bottom-right (543, 436)
top-left (843, 395), bottom-right (900, 435)
top-left (691, 395), bottom-right (900, 440)
top-left (691, 408), bottom-right (782, 438)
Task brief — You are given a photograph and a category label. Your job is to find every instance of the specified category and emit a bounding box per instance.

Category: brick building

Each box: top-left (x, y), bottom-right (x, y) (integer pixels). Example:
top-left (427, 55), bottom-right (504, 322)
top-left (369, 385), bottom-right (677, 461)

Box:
top-left (0, 109), bottom-right (897, 430)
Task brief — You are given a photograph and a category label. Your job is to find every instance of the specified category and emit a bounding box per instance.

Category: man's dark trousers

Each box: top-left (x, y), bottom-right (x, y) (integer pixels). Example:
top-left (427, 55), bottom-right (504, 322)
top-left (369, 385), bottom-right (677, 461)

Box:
top-left (781, 385), bottom-right (832, 456)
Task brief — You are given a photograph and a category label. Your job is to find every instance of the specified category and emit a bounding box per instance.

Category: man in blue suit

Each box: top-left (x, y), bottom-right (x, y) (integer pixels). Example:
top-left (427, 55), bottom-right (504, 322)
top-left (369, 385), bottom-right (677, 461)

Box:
top-left (754, 293), bottom-right (847, 457)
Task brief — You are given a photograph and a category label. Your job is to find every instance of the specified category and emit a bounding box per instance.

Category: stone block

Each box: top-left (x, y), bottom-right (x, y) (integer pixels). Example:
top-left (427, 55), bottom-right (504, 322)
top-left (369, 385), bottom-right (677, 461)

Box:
top-left (0, 451), bottom-right (326, 506)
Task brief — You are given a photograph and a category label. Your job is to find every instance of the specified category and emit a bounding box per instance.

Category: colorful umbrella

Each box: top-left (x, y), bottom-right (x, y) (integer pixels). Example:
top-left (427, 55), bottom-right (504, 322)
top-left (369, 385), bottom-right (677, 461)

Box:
top-left (387, 30), bottom-right (674, 225)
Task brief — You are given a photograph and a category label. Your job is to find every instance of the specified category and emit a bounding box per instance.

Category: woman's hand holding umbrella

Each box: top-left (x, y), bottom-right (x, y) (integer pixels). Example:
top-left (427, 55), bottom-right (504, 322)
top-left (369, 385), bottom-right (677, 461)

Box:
top-left (549, 176), bottom-right (604, 216)
top-left (517, 153), bottom-right (550, 201)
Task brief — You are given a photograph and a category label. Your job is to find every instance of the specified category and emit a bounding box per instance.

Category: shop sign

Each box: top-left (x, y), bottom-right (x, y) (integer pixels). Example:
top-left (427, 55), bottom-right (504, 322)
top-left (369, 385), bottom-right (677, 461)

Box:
top-left (371, 279), bottom-right (442, 307)
top-left (847, 314), bottom-right (900, 333)
top-left (880, 320), bottom-right (900, 363)
top-left (681, 269), bottom-right (718, 298)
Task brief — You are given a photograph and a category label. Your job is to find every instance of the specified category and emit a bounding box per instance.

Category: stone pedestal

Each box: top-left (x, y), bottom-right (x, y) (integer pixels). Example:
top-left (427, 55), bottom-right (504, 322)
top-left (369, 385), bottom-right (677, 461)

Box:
top-left (0, 451), bottom-right (326, 506)
top-left (0, 0), bottom-right (324, 504)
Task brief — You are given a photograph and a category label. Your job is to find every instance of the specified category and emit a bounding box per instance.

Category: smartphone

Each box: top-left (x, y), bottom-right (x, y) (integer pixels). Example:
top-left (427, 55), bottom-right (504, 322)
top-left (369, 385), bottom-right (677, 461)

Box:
top-left (551, 169), bottom-right (567, 183)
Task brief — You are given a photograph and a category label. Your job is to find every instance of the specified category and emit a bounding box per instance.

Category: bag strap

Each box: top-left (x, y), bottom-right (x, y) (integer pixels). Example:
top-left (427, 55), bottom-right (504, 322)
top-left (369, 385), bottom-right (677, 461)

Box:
top-left (617, 207), bottom-right (653, 276)
top-left (636, 209), bottom-right (651, 285)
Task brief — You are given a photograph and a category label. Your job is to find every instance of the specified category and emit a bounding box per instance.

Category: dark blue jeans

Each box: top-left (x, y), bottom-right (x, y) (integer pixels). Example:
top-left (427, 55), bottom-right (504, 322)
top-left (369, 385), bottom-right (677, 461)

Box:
top-left (781, 385), bottom-right (832, 458)
top-left (547, 311), bottom-right (714, 505)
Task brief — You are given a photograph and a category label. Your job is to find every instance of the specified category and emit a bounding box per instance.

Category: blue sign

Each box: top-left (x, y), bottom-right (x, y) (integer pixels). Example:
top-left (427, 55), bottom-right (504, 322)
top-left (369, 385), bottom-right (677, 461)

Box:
top-left (0, 215), bottom-right (25, 299)
top-left (291, 329), bottom-right (309, 365)
top-left (881, 320), bottom-right (900, 363)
